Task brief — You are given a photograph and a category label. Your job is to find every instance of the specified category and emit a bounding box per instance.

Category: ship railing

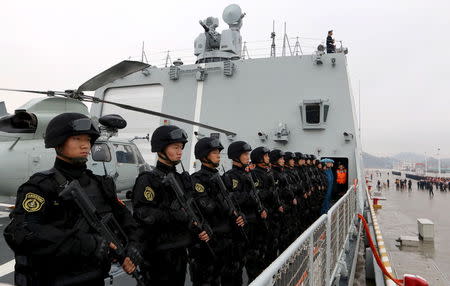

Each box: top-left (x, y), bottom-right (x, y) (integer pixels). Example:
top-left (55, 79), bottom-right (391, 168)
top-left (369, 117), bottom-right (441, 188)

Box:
top-left (250, 185), bottom-right (358, 286)
top-left (127, 37), bottom-right (348, 67)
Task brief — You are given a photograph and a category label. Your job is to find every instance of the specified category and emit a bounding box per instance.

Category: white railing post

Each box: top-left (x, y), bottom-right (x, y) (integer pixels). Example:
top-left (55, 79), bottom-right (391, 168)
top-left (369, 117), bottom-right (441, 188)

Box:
top-left (326, 213), bottom-right (331, 285)
top-left (308, 232), bottom-right (314, 286)
top-left (336, 202), bottom-right (340, 255)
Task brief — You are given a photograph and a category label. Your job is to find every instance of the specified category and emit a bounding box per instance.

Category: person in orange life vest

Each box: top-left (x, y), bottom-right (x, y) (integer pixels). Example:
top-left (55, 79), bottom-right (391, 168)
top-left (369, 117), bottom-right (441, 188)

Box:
top-left (336, 162), bottom-right (347, 197)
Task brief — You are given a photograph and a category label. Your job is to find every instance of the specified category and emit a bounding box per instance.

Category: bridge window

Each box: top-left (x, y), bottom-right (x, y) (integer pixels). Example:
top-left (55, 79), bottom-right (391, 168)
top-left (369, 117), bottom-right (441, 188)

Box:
top-left (305, 104), bottom-right (321, 124)
top-left (299, 99), bottom-right (330, 130)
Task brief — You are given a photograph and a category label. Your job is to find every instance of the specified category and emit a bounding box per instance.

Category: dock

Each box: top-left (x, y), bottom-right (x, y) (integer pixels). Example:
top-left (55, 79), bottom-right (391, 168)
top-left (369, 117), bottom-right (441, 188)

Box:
top-left (367, 170), bottom-right (450, 285)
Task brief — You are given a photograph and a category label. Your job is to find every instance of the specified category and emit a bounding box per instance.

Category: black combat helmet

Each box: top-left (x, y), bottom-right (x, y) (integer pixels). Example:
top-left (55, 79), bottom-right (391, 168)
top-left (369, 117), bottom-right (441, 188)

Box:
top-left (227, 141), bottom-right (252, 161)
top-left (295, 152), bottom-right (304, 161)
top-left (284, 151), bottom-right (295, 162)
top-left (250, 146), bottom-right (270, 164)
top-left (151, 125), bottom-right (188, 152)
top-left (269, 149), bottom-right (285, 164)
top-left (195, 137), bottom-right (224, 160)
top-left (45, 112), bottom-right (100, 148)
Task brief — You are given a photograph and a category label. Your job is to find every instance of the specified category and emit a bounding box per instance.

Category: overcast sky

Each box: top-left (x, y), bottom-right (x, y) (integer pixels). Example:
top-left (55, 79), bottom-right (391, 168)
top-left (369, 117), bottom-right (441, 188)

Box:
top-left (1, 0), bottom-right (449, 158)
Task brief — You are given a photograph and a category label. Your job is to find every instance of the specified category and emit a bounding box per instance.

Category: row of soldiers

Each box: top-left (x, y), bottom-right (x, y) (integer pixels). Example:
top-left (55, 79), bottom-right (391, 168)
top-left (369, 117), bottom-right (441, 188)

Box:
top-left (417, 178), bottom-right (450, 192)
top-left (4, 114), bottom-right (329, 286)
top-left (133, 125), bottom-right (328, 285)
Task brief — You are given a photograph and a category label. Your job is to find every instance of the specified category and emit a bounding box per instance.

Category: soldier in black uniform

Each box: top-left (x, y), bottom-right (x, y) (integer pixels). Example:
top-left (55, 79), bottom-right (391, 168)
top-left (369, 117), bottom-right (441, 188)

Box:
top-left (284, 152), bottom-right (306, 239)
top-left (294, 152), bottom-right (313, 232)
top-left (132, 125), bottom-right (210, 286)
top-left (250, 146), bottom-right (284, 268)
top-left (189, 137), bottom-right (245, 286)
top-left (314, 158), bottom-right (328, 218)
top-left (222, 141), bottom-right (268, 285)
top-left (4, 112), bottom-right (140, 286)
top-left (270, 149), bottom-right (296, 251)
top-left (305, 155), bottom-right (323, 221)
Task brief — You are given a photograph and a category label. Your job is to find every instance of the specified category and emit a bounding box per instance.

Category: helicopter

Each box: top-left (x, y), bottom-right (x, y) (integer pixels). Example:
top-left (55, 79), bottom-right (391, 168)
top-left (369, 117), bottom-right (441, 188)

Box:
top-left (0, 60), bottom-right (235, 198)
top-left (0, 96), bottom-right (152, 197)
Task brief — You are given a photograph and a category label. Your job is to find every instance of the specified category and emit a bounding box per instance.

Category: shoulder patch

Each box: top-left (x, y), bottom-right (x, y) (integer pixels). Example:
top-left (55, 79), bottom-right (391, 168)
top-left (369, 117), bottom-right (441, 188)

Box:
top-left (195, 183), bottom-right (205, 193)
top-left (144, 186), bottom-right (155, 201)
top-left (22, 192), bottom-right (45, 212)
top-left (232, 179), bottom-right (239, 189)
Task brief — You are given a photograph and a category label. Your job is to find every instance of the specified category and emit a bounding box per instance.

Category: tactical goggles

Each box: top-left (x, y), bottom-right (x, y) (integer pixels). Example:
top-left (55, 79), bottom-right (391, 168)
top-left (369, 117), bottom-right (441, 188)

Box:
top-left (71, 118), bottom-right (99, 133)
top-left (209, 138), bottom-right (223, 149)
top-left (168, 128), bottom-right (188, 140)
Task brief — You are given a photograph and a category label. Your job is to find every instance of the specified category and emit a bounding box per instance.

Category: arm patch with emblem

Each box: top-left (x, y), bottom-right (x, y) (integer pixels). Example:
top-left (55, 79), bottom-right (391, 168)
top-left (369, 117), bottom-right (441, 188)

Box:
top-left (232, 179), bottom-right (239, 189)
top-left (144, 186), bottom-right (155, 201)
top-left (22, 192), bottom-right (45, 212)
top-left (195, 183), bottom-right (205, 193)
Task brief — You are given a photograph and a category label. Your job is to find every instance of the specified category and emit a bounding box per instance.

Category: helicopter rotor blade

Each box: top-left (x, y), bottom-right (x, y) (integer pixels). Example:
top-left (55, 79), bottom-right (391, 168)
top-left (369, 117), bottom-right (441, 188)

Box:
top-left (0, 88), bottom-right (58, 96)
top-left (86, 95), bottom-right (236, 136)
top-left (77, 60), bottom-right (150, 92)
top-left (0, 87), bottom-right (236, 136)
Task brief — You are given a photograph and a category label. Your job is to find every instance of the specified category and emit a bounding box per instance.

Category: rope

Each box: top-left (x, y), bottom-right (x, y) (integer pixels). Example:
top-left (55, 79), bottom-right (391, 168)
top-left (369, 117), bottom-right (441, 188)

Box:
top-left (357, 213), bottom-right (404, 286)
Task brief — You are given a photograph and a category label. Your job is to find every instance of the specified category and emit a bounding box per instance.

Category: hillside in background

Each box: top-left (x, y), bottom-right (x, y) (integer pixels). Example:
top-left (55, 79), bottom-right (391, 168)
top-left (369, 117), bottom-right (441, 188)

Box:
top-left (363, 152), bottom-right (450, 169)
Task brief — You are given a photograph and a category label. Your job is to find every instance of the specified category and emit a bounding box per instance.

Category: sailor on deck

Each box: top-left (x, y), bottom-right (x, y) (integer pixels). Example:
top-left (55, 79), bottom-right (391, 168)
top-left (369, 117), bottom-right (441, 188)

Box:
top-left (320, 158), bottom-right (335, 214)
top-left (326, 30), bottom-right (336, 53)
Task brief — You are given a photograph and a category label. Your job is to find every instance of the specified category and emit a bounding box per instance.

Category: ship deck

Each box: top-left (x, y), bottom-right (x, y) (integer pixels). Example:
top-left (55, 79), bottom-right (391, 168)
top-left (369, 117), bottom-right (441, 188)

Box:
top-left (2, 170), bottom-right (449, 285)
top-left (368, 170), bottom-right (450, 285)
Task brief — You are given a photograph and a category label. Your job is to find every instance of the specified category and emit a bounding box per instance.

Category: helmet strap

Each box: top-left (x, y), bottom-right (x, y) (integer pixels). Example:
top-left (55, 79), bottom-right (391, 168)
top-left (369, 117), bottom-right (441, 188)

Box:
top-left (158, 151), bottom-right (181, 166)
top-left (232, 158), bottom-right (248, 168)
top-left (201, 158), bottom-right (219, 168)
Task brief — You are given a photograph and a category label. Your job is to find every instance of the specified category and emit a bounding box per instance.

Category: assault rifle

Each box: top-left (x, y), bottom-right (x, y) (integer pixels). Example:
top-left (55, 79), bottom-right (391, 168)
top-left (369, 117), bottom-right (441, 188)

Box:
top-left (163, 172), bottom-right (215, 256)
top-left (246, 172), bottom-right (269, 230)
top-left (211, 173), bottom-right (248, 242)
top-left (59, 180), bottom-right (147, 286)
top-left (267, 172), bottom-right (284, 209)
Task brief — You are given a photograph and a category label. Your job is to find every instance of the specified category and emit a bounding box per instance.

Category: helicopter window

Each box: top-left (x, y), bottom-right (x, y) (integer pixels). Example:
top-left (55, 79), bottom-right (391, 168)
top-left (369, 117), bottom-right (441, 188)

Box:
top-left (132, 145), bottom-right (146, 164)
top-left (0, 111), bottom-right (37, 133)
top-left (92, 143), bottom-right (112, 162)
top-left (114, 144), bottom-right (137, 164)
top-left (305, 104), bottom-right (321, 124)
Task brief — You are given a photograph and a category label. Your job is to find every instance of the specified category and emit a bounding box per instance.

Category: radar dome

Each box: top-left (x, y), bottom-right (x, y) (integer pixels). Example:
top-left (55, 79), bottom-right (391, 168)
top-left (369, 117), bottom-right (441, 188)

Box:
top-left (222, 4), bottom-right (242, 25)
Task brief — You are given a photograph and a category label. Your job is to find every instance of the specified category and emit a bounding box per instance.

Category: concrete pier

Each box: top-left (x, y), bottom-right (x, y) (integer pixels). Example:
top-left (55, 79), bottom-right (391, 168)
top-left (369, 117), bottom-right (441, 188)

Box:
top-left (367, 169), bottom-right (450, 286)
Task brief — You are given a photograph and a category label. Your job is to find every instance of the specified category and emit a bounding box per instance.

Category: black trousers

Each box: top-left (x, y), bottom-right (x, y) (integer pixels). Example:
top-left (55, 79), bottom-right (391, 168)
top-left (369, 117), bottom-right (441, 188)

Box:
top-left (143, 247), bottom-right (188, 286)
top-left (189, 238), bottom-right (232, 286)
top-left (222, 239), bottom-right (246, 286)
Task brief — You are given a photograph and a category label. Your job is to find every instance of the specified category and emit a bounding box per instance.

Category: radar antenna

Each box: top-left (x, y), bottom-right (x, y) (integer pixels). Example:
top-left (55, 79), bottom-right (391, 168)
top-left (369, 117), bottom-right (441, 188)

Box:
top-left (270, 20), bottom-right (276, 58)
top-left (293, 36), bottom-right (303, 56)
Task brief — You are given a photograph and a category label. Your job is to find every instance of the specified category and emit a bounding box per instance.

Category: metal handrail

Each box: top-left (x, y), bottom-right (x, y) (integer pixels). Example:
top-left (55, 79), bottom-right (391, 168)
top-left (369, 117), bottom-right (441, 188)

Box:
top-left (250, 185), bottom-right (358, 286)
